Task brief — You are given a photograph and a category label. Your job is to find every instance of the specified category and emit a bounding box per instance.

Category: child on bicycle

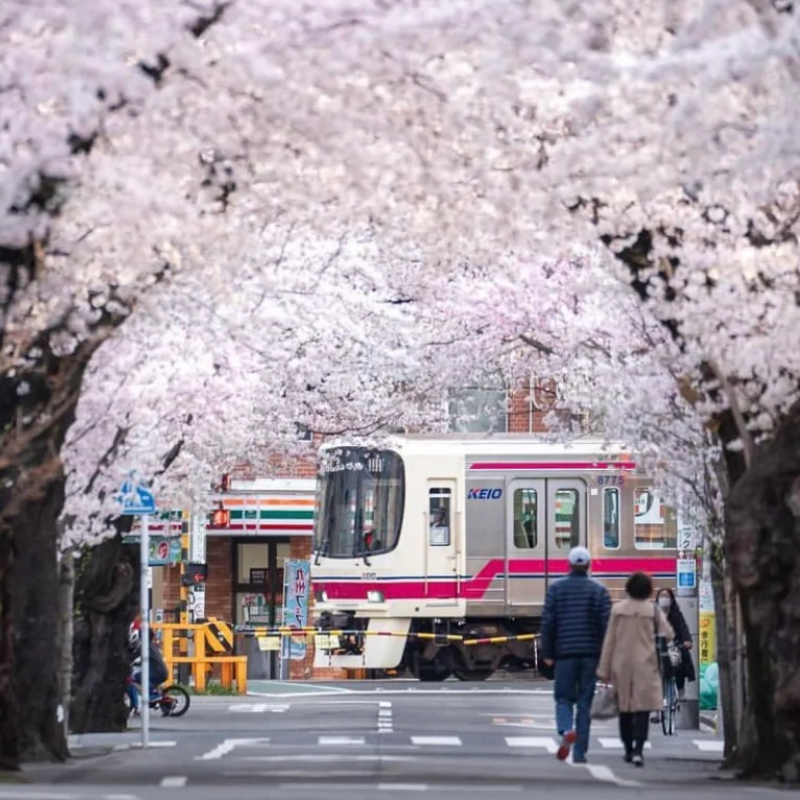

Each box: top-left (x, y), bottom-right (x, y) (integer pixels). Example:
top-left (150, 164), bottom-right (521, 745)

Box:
top-left (129, 625), bottom-right (169, 713)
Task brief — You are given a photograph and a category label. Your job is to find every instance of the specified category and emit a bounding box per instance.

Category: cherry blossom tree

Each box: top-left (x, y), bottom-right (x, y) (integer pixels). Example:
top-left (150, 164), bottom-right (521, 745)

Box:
top-left (4, 0), bottom-right (800, 778)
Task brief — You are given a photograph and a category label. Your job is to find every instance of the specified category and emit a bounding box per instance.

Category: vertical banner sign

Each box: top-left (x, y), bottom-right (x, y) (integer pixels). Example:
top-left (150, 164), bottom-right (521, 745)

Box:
top-left (282, 559), bottom-right (310, 660)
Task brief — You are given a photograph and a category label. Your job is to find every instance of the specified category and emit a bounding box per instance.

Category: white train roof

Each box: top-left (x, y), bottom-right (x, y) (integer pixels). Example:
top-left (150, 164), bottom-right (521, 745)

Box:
top-left (320, 433), bottom-right (634, 459)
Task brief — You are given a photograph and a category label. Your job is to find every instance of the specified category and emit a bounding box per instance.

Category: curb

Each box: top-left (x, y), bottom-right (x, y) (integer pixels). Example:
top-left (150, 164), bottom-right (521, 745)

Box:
top-left (19, 747), bottom-right (117, 783)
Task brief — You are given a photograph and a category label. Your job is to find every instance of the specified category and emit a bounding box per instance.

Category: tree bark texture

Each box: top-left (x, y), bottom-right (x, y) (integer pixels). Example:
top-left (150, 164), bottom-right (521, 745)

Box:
top-left (710, 544), bottom-right (738, 760)
top-left (58, 549), bottom-right (76, 739)
top-left (0, 342), bottom-right (100, 769)
top-left (70, 533), bottom-right (139, 734)
top-left (8, 473), bottom-right (71, 764)
top-left (725, 397), bottom-right (800, 782)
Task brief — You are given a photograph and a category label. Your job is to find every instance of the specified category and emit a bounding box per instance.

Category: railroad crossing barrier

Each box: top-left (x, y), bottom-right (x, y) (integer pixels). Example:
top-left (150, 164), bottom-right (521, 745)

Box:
top-left (150, 621), bottom-right (539, 686)
top-left (152, 619), bottom-right (246, 693)
top-left (232, 625), bottom-right (539, 651)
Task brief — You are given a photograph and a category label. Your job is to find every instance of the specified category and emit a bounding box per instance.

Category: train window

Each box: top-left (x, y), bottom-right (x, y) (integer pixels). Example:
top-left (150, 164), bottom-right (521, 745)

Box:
top-left (513, 489), bottom-right (538, 549)
top-left (603, 488), bottom-right (620, 549)
top-left (429, 488), bottom-right (451, 547)
top-left (554, 488), bottom-right (580, 550)
top-left (634, 487), bottom-right (678, 549)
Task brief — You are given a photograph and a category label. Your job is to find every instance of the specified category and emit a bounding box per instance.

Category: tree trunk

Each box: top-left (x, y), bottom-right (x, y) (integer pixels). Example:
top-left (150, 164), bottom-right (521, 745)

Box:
top-left (58, 548), bottom-right (76, 739)
top-left (725, 397), bottom-right (800, 782)
top-left (710, 543), bottom-right (738, 760)
top-left (70, 533), bottom-right (139, 734)
top-left (0, 530), bottom-right (18, 770)
top-left (8, 474), bottom-right (71, 764)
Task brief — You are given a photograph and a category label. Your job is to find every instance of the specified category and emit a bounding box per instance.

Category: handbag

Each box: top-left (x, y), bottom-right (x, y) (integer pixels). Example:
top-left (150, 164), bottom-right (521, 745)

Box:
top-left (591, 683), bottom-right (619, 720)
top-left (653, 606), bottom-right (681, 674)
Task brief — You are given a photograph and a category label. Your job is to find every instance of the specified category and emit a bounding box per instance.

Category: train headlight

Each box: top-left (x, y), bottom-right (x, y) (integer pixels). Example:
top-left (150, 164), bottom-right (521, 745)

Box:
top-left (367, 591), bottom-right (384, 603)
top-left (315, 589), bottom-right (328, 602)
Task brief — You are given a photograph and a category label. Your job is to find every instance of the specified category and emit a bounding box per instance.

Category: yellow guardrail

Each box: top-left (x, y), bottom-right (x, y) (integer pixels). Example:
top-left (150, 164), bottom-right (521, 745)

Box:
top-left (151, 619), bottom-right (245, 693)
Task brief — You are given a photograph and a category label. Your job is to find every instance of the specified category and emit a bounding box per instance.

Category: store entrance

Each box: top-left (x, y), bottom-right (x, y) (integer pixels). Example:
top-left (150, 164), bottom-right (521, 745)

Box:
top-left (233, 538), bottom-right (290, 679)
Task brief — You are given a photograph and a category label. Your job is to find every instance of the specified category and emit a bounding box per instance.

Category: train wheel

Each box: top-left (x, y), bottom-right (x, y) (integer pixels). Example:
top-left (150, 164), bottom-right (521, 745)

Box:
top-left (453, 669), bottom-right (493, 681)
top-left (417, 662), bottom-right (451, 682)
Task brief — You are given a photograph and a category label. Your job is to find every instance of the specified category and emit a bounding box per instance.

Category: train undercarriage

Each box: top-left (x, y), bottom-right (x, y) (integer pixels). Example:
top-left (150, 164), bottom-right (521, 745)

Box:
top-left (315, 611), bottom-right (542, 682)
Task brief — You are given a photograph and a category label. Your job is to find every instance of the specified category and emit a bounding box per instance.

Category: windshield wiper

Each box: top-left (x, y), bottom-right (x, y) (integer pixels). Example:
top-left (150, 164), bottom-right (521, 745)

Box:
top-left (352, 535), bottom-right (372, 567)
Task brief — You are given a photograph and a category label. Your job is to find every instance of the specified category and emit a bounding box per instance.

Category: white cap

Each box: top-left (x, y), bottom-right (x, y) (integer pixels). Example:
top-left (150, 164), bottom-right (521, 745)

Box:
top-left (568, 546), bottom-right (591, 566)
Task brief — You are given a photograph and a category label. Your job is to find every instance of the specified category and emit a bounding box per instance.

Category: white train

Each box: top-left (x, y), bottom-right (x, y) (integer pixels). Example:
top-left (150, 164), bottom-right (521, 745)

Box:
top-left (311, 434), bottom-right (679, 680)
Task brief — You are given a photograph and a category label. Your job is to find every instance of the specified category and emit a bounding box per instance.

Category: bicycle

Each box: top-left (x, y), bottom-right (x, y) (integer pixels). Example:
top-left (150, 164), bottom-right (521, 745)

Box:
top-left (660, 670), bottom-right (679, 735)
top-left (126, 673), bottom-right (191, 718)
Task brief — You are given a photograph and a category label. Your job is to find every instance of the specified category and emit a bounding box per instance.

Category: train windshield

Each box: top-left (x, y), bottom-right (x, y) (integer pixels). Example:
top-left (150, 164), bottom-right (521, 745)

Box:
top-left (314, 448), bottom-right (405, 559)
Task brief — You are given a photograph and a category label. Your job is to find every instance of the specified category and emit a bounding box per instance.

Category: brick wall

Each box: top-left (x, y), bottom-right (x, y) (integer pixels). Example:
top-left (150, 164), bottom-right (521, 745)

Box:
top-left (507, 379), bottom-right (556, 433)
top-left (205, 537), bottom-right (233, 621)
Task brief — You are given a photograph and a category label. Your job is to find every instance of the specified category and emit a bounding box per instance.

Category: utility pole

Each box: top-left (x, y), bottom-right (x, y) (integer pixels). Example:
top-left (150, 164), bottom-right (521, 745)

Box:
top-left (675, 511), bottom-right (700, 731)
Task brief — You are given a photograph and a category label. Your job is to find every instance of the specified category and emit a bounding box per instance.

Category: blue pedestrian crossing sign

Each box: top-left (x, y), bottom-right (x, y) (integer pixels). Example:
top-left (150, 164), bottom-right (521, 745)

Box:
top-left (116, 471), bottom-right (157, 516)
top-left (677, 558), bottom-right (697, 591)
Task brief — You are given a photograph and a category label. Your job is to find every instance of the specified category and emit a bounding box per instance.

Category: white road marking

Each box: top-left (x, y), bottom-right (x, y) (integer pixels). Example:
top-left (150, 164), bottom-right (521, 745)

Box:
top-left (276, 785), bottom-right (522, 793)
top-left (575, 763), bottom-right (642, 788)
top-left (247, 688), bottom-right (551, 698)
top-left (504, 736), bottom-right (558, 753)
top-left (378, 700), bottom-right (394, 733)
top-left (318, 736), bottom-right (366, 745)
top-left (377, 786), bottom-right (428, 792)
top-left (410, 736), bottom-right (462, 746)
top-left (598, 738), bottom-right (651, 749)
top-left (0, 793), bottom-right (79, 800)
top-left (694, 740), bottom-right (725, 752)
top-left (195, 737), bottom-right (270, 760)
top-left (159, 777), bottom-right (187, 788)
top-left (244, 755), bottom-right (416, 763)
top-left (228, 703), bottom-right (288, 713)
top-left (117, 740), bottom-right (175, 749)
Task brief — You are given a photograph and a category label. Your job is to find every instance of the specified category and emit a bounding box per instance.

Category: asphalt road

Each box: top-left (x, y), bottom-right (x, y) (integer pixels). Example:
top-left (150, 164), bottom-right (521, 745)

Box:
top-left (10, 681), bottom-right (781, 800)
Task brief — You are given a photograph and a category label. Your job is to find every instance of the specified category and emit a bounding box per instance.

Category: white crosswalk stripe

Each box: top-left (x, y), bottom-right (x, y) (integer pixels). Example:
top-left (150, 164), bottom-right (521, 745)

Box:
top-left (504, 736), bottom-right (558, 753)
top-left (410, 736), bottom-right (462, 746)
top-left (227, 703), bottom-right (289, 713)
top-left (597, 738), bottom-right (652, 750)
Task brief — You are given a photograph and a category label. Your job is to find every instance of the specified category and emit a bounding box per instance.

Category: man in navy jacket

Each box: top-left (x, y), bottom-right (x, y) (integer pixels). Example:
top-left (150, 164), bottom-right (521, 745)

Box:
top-left (540, 546), bottom-right (611, 763)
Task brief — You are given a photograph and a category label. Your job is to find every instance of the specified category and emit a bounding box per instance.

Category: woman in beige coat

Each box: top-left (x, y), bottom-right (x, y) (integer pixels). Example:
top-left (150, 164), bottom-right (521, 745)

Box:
top-left (597, 571), bottom-right (674, 767)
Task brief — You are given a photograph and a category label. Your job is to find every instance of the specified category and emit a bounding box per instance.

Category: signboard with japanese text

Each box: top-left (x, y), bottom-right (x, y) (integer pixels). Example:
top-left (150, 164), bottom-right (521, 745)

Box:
top-left (122, 534), bottom-right (182, 566)
top-left (282, 559), bottom-right (310, 660)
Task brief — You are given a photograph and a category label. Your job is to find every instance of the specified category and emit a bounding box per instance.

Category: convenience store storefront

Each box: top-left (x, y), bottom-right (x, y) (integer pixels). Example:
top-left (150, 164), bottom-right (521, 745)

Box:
top-left (156, 479), bottom-right (319, 679)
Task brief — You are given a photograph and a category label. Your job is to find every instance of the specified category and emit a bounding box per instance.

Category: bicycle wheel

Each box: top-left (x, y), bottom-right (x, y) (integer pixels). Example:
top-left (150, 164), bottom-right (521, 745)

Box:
top-left (661, 678), bottom-right (676, 735)
top-left (159, 685), bottom-right (191, 717)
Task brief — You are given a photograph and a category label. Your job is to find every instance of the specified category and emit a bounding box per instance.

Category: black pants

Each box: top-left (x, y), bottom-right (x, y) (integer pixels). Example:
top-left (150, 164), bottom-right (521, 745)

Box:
top-left (619, 711), bottom-right (649, 755)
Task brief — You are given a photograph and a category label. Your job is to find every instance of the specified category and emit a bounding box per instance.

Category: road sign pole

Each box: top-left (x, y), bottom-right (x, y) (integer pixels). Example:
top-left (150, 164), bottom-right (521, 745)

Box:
top-left (140, 512), bottom-right (150, 749)
top-left (676, 511), bottom-right (700, 731)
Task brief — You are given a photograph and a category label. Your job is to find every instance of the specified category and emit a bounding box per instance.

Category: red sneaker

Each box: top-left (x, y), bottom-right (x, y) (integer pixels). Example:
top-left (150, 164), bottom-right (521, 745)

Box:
top-left (556, 730), bottom-right (577, 761)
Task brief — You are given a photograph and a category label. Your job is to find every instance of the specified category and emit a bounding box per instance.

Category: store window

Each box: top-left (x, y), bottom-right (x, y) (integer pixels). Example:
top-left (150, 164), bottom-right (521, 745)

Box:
top-left (446, 387), bottom-right (508, 433)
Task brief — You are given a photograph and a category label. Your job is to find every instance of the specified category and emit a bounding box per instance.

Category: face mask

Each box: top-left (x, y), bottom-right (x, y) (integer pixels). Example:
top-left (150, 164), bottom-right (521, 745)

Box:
top-left (658, 598), bottom-right (671, 610)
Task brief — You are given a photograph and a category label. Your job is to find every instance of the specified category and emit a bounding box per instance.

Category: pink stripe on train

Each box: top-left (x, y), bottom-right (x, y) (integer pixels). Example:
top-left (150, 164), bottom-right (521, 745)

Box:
top-left (315, 557), bottom-right (675, 601)
top-left (469, 461), bottom-right (637, 471)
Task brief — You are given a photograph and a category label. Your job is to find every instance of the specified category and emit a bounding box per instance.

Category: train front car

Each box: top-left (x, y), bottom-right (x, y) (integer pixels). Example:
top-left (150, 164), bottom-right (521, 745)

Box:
top-left (310, 441), bottom-right (453, 677)
top-left (310, 435), bottom-right (680, 682)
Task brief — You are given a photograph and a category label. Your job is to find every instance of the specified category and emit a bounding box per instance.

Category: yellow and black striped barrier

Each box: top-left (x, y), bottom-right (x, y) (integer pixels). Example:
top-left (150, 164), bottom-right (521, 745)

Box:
top-left (232, 625), bottom-right (538, 649)
top-left (462, 633), bottom-right (537, 646)
top-left (205, 617), bottom-right (234, 654)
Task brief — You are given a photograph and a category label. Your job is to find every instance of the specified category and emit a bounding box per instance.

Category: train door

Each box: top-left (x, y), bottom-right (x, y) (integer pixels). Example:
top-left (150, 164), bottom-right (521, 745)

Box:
top-left (506, 479), bottom-right (545, 610)
top-left (424, 479), bottom-right (460, 604)
top-left (545, 479), bottom-right (587, 588)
